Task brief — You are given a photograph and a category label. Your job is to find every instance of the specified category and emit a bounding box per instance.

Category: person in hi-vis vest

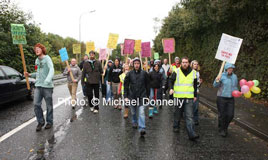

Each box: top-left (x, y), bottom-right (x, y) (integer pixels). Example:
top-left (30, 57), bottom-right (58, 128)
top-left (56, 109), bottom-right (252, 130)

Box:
top-left (169, 57), bottom-right (199, 141)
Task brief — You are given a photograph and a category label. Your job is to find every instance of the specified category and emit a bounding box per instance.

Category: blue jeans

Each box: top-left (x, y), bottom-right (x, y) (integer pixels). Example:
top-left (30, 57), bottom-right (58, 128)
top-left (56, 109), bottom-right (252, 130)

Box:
top-left (34, 87), bottom-right (53, 125)
top-left (193, 94), bottom-right (199, 122)
top-left (106, 81), bottom-right (112, 101)
top-left (174, 99), bottom-right (196, 138)
top-left (149, 88), bottom-right (162, 107)
top-left (130, 104), bottom-right (146, 131)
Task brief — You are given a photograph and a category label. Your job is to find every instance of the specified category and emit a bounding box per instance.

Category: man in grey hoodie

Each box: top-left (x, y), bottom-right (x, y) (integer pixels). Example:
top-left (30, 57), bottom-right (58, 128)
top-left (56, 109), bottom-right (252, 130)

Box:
top-left (63, 58), bottom-right (82, 108)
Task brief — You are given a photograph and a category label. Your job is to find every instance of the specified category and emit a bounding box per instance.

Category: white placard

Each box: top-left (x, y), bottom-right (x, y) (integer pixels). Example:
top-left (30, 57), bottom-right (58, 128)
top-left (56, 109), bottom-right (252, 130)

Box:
top-left (215, 33), bottom-right (243, 64)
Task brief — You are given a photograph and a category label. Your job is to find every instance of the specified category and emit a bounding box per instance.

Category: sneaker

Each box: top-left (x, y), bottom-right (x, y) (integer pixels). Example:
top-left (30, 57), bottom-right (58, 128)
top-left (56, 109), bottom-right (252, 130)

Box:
top-left (189, 134), bottom-right (199, 141)
top-left (124, 108), bottom-right (129, 119)
top-left (140, 130), bottom-right (146, 136)
top-left (36, 123), bottom-right (45, 132)
top-left (149, 108), bottom-right (153, 119)
top-left (71, 104), bottom-right (76, 109)
top-left (90, 107), bottom-right (94, 112)
top-left (153, 107), bottom-right (158, 114)
top-left (132, 123), bottom-right (138, 129)
top-left (93, 110), bottom-right (99, 114)
top-left (44, 123), bottom-right (53, 130)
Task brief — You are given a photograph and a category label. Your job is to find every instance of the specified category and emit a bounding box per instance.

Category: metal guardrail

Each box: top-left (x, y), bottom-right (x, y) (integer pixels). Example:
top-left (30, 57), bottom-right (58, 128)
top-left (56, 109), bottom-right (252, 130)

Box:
top-left (199, 95), bottom-right (268, 142)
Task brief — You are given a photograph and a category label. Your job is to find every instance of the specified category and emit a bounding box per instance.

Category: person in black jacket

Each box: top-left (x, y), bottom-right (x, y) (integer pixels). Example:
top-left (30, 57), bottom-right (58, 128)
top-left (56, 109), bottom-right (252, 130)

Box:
top-left (124, 58), bottom-right (150, 137)
top-left (148, 63), bottom-right (165, 118)
top-left (108, 58), bottom-right (123, 109)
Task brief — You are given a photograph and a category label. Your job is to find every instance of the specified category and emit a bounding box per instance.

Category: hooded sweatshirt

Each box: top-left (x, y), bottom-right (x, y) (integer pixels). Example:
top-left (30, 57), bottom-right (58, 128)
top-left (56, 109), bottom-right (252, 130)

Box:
top-left (213, 63), bottom-right (238, 98)
top-left (31, 55), bottom-right (54, 88)
top-left (108, 64), bottom-right (123, 83)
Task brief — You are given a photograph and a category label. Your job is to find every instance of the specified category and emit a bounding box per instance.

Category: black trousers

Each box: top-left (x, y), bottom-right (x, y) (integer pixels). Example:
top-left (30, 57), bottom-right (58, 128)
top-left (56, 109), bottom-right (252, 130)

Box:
top-left (86, 83), bottom-right (100, 110)
top-left (217, 96), bottom-right (235, 131)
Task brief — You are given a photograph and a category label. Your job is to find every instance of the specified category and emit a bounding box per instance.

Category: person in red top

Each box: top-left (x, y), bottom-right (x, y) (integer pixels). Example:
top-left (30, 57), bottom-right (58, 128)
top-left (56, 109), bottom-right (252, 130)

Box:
top-left (167, 57), bottom-right (180, 77)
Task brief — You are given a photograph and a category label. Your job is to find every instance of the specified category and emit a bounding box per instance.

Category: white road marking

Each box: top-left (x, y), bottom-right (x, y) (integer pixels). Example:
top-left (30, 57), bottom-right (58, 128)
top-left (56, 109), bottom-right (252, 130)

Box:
top-left (0, 90), bottom-right (82, 143)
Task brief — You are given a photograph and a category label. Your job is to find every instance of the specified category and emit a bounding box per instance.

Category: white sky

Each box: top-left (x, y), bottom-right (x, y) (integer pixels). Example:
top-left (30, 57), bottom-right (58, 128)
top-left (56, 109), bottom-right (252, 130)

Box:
top-left (13, 0), bottom-right (179, 49)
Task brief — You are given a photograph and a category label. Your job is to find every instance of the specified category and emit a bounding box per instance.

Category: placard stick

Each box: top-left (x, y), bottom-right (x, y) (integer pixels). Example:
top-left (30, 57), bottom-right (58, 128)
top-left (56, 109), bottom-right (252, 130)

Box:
top-left (139, 52), bottom-right (143, 70)
top-left (65, 61), bottom-right (75, 82)
top-left (145, 57), bottom-right (148, 72)
top-left (101, 60), bottom-right (104, 83)
top-left (19, 44), bottom-right (30, 90)
top-left (103, 49), bottom-right (111, 77)
top-left (216, 61), bottom-right (226, 82)
top-left (168, 53), bottom-right (171, 65)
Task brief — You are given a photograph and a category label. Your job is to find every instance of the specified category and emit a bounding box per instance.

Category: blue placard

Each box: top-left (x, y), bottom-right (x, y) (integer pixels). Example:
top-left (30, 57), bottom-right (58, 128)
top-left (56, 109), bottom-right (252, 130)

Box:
top-left (59, 48), bottom-right (69, 62)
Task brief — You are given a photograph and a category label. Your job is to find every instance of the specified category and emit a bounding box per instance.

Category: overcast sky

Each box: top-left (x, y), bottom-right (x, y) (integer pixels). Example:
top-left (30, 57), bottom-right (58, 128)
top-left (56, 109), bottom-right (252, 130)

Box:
top-left (13, 0), bottom-right (179, 49)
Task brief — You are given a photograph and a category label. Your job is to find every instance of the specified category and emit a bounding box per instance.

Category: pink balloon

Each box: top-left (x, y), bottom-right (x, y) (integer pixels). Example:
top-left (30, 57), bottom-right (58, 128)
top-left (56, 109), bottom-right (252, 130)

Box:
top-left (239, 79), bottom-right (247, 87)
top-left (241, 85), bottom-right (250, 94)
top-left (246, 81), bottom-right (254, 88)
top-left (232, 90), bottom-right (242, 97)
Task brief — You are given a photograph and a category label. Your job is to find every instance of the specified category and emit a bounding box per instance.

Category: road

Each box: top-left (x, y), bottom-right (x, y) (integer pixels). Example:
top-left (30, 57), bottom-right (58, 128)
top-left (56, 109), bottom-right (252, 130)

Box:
top-left (0, 82), bottom-right (268, 160)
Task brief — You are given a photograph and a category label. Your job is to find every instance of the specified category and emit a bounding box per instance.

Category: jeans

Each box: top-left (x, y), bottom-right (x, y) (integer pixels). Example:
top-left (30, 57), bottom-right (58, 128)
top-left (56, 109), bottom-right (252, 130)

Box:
top-left (217, 96), bottom-right (235, 131)
top-left (106, 81), bottom-right (112, 101)
top-left (193, 94), bottom-right (199, 122)
top-left (82, 84), bottom-right (87, 97)
top-left (149, 88), bottom-right (162, 107)
top-left (86, 83), bottom-right (100, 110)
top-left (34, 87), bottom-right (53, 125)
top-left (174, 99), bottom-right (196, 138)
top-left (130, 105), bottom-right (146, 131)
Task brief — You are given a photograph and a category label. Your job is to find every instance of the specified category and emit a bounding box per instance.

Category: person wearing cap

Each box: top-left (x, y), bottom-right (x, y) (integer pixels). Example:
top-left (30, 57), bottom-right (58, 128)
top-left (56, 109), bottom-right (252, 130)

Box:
top-left (148, 63), bottom-right (165, 118)
top-left (213, 62), bottom-right (238, 137)
top-left (169, 57), bottom-right (199, 141)
top-left (81, 51), bottom-right (103, 113)
top-left (108, 57), bottom-right (123, 109)
top-left (124, 58), bottom-right (150, 137)
top-left (63, 58), bottom-right (82, 109)
top-left (24, 43), bottom-right (55, 131)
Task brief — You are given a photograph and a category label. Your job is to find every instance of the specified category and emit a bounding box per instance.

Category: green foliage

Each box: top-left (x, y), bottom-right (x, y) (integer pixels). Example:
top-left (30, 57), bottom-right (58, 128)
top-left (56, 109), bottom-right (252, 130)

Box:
top-left (0, 0), bottom-right (83, 74)
top-left (153, 0), bottom-right (268, 100)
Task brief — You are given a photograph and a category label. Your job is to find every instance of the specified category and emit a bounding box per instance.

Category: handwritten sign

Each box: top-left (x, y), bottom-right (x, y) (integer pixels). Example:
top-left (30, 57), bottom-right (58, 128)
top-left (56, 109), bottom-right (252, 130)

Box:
top-left (215, 33), bottom-right (243, 64)
top-left (99, 49), bottom-right (107, 61)
top-left (86, 42), bottom-right (95, 54)
top-left (135, 40), bottom-right (141, 52)
top-left (123, 39), bottom-right (135, 55)
top-left (11, 24), bottom-right (27, 44)
top-left (141, 42), bottom-right (151, 58)
top-left (59, 48), bottom-right (69, 62)
top-left (162, 38), bottom-right (175, 53)
top-left (107, 33), bottom-right (119, 49)
top-left (72, 44), bottom-right (81, 54)
top-left (154, 52), bottom-right (159, 60)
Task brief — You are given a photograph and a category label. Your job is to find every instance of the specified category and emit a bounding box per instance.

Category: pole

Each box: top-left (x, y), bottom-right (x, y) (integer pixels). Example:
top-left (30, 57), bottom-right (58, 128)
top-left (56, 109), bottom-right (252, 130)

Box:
top-left (168, 53), bottom-right (171, 65)
top-left (216, 61), bottom-right (226, 82)
top-left (19, 44), bottom-right (30, 90)
top-left (101, 60), bottom-right (104, 84)
top-left (145, 57), bottom-right (148, 72)
top-left (103, 49), bottom-right (111, 77)
top-left (139, 52), bottom-right (143, 70)
top-left (65, 61), bottom-right (75, 82)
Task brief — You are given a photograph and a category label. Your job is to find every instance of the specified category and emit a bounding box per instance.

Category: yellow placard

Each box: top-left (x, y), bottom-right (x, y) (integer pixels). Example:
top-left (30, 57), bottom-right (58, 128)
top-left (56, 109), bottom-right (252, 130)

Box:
top-left (135, 40), bottom-right (141, 52)
top-left (86, 41), bottom-right (95, 54)
top-left (107, 33), bottom-right (119, 49)
top-left (72, 44), bottom-right (81, 54)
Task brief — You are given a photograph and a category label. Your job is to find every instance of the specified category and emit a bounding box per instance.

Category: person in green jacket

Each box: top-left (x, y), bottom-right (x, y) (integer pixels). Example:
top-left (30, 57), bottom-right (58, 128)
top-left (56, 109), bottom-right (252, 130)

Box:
top-left (24, 43), bottom-right (55, 132)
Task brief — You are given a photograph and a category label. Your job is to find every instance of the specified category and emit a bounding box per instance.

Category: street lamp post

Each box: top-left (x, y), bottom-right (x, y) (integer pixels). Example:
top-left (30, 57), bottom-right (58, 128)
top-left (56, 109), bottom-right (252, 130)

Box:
top-left (79, 10), bottom-right (96, 62)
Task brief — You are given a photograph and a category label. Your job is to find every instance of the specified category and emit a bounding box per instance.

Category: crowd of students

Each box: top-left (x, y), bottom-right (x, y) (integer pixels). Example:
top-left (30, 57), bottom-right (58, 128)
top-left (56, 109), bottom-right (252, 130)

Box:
top-left (25, 43), bottom-right (238, 141)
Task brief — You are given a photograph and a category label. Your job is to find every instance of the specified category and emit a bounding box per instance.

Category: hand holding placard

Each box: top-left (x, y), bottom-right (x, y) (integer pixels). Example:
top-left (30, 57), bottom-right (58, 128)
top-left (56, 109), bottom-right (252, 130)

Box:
top-left (59, 48), bottom-right (75, 82)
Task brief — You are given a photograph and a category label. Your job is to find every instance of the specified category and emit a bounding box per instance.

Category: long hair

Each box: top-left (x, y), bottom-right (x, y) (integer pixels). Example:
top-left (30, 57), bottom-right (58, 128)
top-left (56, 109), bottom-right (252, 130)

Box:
top-left (190, 60), bottom-right (200, 71)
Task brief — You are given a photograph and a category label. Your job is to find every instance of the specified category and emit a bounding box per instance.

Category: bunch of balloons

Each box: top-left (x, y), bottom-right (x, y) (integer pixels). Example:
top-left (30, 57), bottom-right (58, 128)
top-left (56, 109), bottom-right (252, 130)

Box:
top-left (232, 79), bottom-right (261, 98)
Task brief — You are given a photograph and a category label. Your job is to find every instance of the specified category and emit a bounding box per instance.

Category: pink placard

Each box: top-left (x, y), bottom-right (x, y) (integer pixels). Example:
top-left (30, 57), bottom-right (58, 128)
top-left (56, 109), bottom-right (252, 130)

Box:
top-left (141, 42), bottom-right (151, 58)
top-left (123, 39), bottom-right (135, 55)
top-left (163, 38), bottom-right (175, 53)
top-left (99, 48), bottom-right (107, 61)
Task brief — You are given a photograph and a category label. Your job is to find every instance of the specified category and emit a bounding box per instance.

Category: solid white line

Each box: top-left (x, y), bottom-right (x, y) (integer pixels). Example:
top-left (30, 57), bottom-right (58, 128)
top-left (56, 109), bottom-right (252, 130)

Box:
top-left (0, 90), bottom-right (82, 143)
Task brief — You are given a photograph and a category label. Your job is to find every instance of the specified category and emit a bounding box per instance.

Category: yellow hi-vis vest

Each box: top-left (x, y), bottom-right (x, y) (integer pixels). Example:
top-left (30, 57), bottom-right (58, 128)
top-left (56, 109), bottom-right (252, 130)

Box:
top-left (172, 65), bottom-right (177, 73)
top-left (119, 73), bottom-right (126, 94)
top-left (173, 68), bottom-right (196, 98)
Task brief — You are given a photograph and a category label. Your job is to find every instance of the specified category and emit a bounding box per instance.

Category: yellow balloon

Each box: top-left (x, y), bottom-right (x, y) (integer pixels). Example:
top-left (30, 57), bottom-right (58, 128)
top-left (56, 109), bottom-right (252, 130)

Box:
top-left (250, 86), bottom-right (261, 94)
top-left (244, 91), bottom-right (252, 98)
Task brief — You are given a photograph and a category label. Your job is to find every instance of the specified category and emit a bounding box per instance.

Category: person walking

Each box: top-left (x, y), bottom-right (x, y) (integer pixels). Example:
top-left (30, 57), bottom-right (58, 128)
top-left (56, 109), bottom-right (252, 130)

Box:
top-left (118, 64), bottom-right (130, 118)
top-left (213, 62), bottom-right (238, 137)
top-left (124, 58), bottom-right (150, 136)
top-left (24, 43), bottom-right (55, 131)
top-left (169, 57), bottom-right (199, 141)
top-left (63, 58), bottom-right (81, 109)
top-left (81, 51), bottom-right (103, 113)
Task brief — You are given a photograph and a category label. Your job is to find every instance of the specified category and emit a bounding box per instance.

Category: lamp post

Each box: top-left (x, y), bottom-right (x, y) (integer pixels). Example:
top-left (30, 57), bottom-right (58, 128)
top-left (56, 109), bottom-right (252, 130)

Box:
top-left (79, 10), bottom-right (96, 62)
